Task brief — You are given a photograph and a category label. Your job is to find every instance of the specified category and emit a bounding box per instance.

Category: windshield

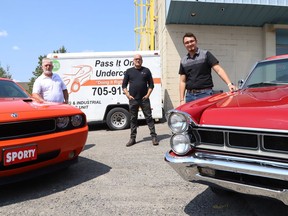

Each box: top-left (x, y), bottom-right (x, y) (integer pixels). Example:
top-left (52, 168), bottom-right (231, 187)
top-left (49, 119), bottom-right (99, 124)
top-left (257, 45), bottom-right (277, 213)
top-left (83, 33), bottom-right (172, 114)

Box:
top-left (0, 80), bottom-right (29, 98)
top-left (243, 58), bottom-right (288, 88)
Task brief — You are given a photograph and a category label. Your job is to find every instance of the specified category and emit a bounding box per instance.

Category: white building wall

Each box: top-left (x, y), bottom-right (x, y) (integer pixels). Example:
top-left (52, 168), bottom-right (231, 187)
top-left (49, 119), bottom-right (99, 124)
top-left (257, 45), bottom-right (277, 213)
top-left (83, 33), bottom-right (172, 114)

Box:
top-left (157, 1), bottom-right (277, 111)
top-left (161, 25), bottom-right (267, 110)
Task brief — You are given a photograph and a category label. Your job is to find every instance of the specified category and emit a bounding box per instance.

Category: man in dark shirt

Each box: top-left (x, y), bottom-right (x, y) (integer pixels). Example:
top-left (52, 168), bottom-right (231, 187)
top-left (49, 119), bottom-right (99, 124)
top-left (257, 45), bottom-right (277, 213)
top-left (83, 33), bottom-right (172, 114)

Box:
top-left (122, 54), bottom-right (158, 147)
top-left (179, 32), bottom-right (236, 105)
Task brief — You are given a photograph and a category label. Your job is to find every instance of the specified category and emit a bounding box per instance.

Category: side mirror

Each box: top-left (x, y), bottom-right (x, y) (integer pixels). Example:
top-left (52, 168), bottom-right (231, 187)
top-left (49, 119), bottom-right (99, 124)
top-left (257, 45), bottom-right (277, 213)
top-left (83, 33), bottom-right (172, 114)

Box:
top-left (238, 80), bottom-right (244, 89)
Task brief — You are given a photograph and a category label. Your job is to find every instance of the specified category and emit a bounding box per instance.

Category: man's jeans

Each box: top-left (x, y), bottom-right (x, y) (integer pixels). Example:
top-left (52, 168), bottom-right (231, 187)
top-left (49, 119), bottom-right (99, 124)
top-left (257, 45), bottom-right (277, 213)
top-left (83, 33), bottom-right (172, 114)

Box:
top-left (186, 89), bottom-right (213, 102)
top-left (129, 98), bottom-right (157, 139)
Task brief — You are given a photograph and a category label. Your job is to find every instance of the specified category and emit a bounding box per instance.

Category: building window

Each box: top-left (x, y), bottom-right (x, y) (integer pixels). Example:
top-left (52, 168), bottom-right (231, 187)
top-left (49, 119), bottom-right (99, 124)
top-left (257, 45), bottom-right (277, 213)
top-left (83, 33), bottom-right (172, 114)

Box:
top-left (276, 29), bottom-right (288, 55)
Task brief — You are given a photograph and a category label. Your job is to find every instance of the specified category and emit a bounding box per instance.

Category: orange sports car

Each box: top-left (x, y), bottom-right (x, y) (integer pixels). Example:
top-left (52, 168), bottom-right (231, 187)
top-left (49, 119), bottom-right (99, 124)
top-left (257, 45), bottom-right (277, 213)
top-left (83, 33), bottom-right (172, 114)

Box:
top-left (0, 78), bottom-right (88, 184)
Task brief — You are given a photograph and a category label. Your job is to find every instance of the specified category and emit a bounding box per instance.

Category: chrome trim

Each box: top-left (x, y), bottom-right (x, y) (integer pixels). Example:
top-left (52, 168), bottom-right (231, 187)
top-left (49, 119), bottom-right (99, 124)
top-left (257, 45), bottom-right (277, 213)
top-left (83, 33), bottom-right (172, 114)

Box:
top-left (165, 151), bottom-right (288, 205)
top-left (197, 144), bottom-right (288, 160)
top-left (166, 109), bottom-right (197, 127)
top-left (194, 126), bottom-right (288, 158)
top-left (200, 124), bottom-right (288, 134)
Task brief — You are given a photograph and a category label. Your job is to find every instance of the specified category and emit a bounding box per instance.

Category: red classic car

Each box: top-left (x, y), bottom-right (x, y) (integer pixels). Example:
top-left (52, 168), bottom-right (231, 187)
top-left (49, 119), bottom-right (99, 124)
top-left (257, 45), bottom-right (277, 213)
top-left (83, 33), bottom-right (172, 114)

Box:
top-left (165, 54), bottom-right (288, 205)
top-left (0, 78), bottom-right (88, 184)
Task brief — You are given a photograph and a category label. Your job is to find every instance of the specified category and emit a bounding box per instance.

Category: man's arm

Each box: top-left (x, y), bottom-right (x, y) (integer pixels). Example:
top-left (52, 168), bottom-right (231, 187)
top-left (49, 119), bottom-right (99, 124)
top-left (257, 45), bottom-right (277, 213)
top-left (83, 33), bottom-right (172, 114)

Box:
top-left (32, 79), bottom-right (45, 103)
top-left (143, 87), bottom-right (153, 100)
top-left (122, 70), bottom-right (133, 100)
top-left (179, 74), bottom-right (186, 105)
top-left (63, 89), bottom-right (69, 104)
top-left (32, 93), bottom-right (45, 103)
top-left (212, 64), bottom-right (237, 92)
top-left (123, 88), bottom-right (134, 100)
top-left (143, 69), bottom-right (154, 100)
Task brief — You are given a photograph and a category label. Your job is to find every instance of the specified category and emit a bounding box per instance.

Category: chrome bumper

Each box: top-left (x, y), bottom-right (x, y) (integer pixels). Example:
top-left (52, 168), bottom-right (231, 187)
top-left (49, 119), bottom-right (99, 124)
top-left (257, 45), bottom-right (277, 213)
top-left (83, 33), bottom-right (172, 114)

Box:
top-left (165, 151), bottom-right (288, 205)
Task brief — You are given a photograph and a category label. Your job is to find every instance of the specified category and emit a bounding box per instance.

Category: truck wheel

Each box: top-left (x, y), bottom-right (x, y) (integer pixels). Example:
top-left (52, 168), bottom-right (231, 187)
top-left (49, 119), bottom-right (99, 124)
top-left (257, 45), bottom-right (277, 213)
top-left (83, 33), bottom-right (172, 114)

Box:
top-left (106, 108), bottom-right (130, 130)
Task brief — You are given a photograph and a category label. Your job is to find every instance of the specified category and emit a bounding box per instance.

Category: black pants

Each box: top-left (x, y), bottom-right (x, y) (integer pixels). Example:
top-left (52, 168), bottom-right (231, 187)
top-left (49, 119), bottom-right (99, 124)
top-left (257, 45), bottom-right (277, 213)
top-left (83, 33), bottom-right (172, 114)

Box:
top-left (129, 98), bottom-right (157, 139)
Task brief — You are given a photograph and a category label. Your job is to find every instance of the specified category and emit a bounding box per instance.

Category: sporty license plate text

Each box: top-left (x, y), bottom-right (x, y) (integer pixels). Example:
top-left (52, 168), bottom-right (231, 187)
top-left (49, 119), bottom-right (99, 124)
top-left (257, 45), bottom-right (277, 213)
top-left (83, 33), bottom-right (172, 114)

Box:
top-left (3, 145), bottom-right (37, 166)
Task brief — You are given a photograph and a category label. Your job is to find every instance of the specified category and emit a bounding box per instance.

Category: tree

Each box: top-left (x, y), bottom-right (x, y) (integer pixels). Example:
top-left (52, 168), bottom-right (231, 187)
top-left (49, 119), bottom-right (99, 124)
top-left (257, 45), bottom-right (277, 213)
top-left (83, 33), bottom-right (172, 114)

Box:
top-left (27, 46), bottom-right (67, 94)
top-left (0, 64), bottom-right (12, 79)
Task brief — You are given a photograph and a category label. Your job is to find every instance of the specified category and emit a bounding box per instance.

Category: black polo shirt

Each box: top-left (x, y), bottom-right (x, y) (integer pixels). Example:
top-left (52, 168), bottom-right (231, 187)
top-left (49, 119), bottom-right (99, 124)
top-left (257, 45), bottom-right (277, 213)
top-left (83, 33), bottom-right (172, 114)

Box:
top-left (122, 66), bottom-right (154, 100)
top-left (179, 48), bottom-right (219, 90)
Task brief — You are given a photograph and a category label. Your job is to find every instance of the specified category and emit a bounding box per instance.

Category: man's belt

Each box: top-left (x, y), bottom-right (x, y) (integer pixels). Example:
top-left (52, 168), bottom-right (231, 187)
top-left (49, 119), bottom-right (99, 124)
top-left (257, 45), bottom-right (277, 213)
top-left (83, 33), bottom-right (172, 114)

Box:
top-left (186, 88), bottom-right (212, 94)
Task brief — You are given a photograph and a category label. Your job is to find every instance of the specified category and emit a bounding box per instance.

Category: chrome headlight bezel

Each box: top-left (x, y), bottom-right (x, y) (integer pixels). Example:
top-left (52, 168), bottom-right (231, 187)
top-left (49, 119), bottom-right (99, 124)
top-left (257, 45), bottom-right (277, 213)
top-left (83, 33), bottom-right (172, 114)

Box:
top-left (167, 110), bottom-right (192, 133)
top-left (56, 116), bottom-right (70, 129)
top-left (170, 133), bottom-right (192, 155)
top-left (71, 114), bottom-right (83, 127)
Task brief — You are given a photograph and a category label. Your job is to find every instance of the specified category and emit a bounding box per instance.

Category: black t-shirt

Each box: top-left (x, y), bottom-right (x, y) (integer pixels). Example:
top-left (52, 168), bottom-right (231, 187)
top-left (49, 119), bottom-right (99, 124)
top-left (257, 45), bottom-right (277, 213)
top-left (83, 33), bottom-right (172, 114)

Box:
top-left (179, 49), bottom-right (219, 90)
top-left (122, 66), bottom-right (154, 100)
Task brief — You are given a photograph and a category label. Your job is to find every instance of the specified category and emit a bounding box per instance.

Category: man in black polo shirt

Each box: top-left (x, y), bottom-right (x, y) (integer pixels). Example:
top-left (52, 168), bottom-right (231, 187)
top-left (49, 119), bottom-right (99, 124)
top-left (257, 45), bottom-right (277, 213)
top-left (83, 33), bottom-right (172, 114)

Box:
top-left (179, 32), bottom-right (236, 105)
top-left (122, 54), bottom-right (158, 147)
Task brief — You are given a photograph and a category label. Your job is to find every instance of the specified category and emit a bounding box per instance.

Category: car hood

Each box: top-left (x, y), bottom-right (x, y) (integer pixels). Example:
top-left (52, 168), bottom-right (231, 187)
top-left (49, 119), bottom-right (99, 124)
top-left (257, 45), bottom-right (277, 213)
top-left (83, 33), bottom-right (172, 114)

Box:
top-left (0, 98), bottom-right (81, 122)
top-left (178, 86), bottom-right (288, 130)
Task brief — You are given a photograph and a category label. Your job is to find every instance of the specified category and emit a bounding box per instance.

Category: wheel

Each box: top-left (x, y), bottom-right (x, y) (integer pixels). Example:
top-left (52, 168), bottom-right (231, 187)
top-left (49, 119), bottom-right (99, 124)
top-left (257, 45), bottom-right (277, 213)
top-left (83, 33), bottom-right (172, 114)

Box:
top-left (106, 108), bottom-right (130, 130)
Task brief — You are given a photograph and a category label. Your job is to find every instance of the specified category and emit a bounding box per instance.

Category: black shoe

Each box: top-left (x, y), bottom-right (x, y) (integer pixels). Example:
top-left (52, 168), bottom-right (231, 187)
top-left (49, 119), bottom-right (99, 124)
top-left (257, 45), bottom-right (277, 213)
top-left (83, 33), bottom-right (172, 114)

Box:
top-left (126, 138), bottom-right (136, 147)
top-left (152, 137), bottom-right (159, 146)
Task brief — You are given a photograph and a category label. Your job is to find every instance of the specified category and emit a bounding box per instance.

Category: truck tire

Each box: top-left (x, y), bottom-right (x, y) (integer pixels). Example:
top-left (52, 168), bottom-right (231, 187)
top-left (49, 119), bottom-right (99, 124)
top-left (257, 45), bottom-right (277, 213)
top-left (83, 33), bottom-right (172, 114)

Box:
top-left (106, 108), bottom-right (130, 130)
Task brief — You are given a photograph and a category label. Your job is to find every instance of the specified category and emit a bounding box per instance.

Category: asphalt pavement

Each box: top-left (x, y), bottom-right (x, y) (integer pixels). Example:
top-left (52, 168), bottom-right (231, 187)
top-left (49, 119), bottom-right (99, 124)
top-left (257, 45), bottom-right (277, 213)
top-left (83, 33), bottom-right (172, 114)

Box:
top-left (0, 122), bottom-right (288, 216)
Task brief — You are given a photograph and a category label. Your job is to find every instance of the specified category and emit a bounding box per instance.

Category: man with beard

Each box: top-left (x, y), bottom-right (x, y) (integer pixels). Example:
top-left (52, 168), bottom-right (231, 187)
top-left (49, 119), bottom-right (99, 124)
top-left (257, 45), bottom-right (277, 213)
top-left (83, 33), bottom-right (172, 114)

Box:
top-left (32, 58), bottom-right (68, 104)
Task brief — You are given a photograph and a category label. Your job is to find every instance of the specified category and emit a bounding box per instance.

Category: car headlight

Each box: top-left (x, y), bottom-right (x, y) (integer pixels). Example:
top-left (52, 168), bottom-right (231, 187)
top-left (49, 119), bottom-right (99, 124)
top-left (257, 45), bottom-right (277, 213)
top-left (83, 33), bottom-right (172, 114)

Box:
top-left (71, 115), bottom-right (83, 127)
top-left (56, 117), bottom-right (70, 129)
top-left (170, 134), bottom-right (192, 155)
top-left (167, 111), bottom-right (191, 133)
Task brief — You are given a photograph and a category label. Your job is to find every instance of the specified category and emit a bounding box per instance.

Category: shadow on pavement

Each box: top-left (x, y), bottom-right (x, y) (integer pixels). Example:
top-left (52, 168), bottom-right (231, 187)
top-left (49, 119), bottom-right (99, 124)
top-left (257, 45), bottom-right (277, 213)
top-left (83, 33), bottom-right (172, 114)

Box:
top-left (184, 187), bottom-right (288, 216)
top-left (0, 150), bottom-right (111, 207)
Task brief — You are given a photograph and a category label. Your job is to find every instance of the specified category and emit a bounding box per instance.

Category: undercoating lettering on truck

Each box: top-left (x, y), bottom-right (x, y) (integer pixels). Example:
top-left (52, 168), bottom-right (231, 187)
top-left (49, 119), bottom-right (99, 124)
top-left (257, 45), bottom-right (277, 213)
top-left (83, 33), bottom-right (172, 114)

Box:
top-left (95, 70), bottom-right (125, 77)
top-left (47, 51), bottom-right (162, 130)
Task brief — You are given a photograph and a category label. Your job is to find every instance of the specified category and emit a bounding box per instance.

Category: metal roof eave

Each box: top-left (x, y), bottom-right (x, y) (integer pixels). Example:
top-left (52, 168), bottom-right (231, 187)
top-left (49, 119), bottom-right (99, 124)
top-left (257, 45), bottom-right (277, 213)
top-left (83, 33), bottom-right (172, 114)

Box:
top-left (166, 1), bottom-right (288, 27)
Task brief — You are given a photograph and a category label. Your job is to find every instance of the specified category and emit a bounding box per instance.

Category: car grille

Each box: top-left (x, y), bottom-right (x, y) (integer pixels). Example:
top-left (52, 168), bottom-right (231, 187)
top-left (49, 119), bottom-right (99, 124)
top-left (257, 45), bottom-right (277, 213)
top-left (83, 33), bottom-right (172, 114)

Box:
top-left (200, 168), bottom-right (288, 191)
top-left (0, 119), bottom-right (56, 140)
top-left (196, 128), bottom-right (288, 154)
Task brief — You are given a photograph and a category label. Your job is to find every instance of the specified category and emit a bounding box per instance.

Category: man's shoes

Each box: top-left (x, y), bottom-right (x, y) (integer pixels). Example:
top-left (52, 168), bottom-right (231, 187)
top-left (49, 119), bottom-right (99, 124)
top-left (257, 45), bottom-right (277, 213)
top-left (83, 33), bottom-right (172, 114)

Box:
top-left (126, 138), bottom-right (136, 147)
top-left (152, 137), bottom-right (159, 146)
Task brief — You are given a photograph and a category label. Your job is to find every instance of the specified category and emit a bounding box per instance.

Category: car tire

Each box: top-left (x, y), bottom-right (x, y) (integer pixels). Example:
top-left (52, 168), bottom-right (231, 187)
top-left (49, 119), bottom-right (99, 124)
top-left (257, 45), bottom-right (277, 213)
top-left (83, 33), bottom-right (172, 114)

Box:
top-left (106, 108), bottom-right (130, 130)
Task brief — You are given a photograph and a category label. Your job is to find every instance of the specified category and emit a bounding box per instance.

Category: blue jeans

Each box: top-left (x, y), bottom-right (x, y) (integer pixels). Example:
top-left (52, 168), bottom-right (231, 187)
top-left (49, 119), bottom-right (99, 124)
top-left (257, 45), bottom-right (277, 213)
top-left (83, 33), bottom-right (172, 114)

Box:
top-left (186, 89), bottom-right (213, 102)
top-left (129, 98), bottom-right (157, 139)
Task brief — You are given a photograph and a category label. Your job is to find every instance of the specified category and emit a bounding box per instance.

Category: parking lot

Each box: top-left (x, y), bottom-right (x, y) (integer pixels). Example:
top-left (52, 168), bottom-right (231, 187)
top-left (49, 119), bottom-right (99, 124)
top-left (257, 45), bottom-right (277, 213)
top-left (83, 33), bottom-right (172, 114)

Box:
top-left (0, 122), bottom-right (288, 216)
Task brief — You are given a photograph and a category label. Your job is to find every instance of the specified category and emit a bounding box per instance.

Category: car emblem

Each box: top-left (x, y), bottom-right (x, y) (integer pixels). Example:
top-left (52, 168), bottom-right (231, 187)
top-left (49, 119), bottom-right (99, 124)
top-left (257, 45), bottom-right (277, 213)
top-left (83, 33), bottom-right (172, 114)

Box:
top-left (11, 113), bottom-right (18, 118)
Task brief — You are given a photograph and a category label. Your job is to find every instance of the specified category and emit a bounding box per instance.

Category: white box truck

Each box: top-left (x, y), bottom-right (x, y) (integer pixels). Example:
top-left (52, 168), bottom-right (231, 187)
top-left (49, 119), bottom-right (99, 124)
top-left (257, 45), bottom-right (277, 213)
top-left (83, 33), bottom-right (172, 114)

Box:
top-left (47, 50), bottom-right (162, 130)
